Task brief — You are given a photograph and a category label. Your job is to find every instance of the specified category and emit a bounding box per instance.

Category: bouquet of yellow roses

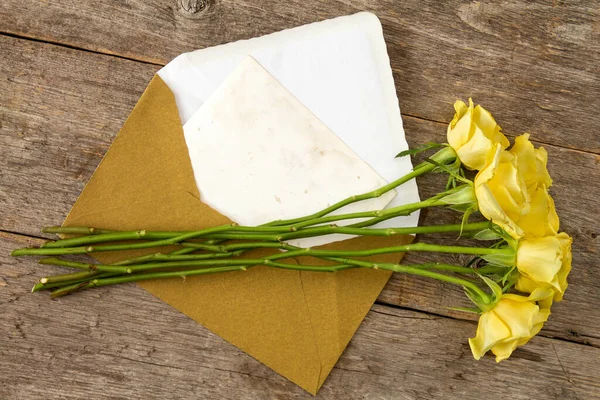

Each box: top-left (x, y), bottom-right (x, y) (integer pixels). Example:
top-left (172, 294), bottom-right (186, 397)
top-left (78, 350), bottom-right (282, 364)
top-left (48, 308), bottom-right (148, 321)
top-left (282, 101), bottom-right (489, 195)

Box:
top-left (12, 99), bottom-right (571, 362)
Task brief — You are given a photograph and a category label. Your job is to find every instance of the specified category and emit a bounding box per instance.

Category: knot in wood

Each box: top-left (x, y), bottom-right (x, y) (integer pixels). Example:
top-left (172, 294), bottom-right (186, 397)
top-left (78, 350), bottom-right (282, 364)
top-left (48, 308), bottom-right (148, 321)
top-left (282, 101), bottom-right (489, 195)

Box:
top-left (178, 0), bottom-right (211, 15)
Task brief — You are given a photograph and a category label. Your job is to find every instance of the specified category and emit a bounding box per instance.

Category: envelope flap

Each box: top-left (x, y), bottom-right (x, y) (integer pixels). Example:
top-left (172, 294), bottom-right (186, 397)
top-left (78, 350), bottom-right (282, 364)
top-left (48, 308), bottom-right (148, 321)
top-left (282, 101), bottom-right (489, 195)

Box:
top-left (64, 75), bottom-right (199, 222)
top-left (294, 234), bottom-right (414, 390)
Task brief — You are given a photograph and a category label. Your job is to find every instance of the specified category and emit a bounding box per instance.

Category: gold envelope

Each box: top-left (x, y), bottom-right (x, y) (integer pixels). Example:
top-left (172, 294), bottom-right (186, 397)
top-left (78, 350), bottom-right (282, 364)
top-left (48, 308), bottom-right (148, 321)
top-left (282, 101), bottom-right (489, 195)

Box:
top-left (63, 75), bottom-right (413, 394)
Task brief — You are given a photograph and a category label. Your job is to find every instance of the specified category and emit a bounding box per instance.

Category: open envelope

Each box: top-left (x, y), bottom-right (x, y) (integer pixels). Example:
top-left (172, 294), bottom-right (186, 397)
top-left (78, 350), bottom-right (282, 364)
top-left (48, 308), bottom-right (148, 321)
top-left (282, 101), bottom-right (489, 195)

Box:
top-left (63, 13), bottom-right (418, 394)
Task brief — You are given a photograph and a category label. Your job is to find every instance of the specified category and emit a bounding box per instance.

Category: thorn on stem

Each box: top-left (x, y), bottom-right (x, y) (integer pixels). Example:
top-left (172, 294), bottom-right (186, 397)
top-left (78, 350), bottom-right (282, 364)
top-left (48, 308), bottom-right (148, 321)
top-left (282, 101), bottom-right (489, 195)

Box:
top-left (86, 246), bottom-right (94, 252)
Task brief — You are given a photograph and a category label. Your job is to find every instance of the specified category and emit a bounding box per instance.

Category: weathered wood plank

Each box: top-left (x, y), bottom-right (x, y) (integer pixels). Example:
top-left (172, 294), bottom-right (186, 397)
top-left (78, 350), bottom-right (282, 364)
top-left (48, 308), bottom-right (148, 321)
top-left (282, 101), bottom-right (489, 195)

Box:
top-left (1, 232), bottom-right (599, 399)
top-left (1, 0), bottom-right (599, 152)
top-left (1, 34), bottom-right (599, 347)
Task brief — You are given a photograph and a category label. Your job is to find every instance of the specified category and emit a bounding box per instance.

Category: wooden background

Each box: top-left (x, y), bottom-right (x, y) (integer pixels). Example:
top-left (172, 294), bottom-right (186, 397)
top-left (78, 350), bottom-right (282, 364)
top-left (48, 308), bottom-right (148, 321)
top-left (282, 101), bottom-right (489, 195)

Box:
top-left (1, 1), bottom-right (599, 398)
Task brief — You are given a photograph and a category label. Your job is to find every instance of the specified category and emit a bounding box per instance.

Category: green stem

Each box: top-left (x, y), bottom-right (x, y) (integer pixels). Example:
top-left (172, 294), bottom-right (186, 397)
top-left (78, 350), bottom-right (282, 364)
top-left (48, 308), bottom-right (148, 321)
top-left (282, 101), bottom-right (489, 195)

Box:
top-left (11, 225), bottom-right (238, 256)
top-left (49, 262), bottom-right (356, 297)
top-left (265, 146), bottom-right (456, 227)
top-left (266, 242), bottom-right (510, 260)
top-left (40, 224), bottom-right (257, 249)
top-left (48, 259), bottom-right (489, 299)
top-left (36, 270), bottom-right (101, 287)
top-left (181, 221), bottom-right (490, 243)
top-left (324, 257), bottom-right (492, 303)
top-left (12, 218), bottom-right (490, 257)
top-left (37, 242), bottom-right (510, 274)
top-left (35, 245), bottom-right (215, 292)
top-left (287, 198), bottom-right (441, 230)
top-left (43, 197), bottom-right (436, 249)
top-left (32, 271), bottom-right (115, 292)
top-left (41, 226), bottom-right (113, 235)
top-left (31, 148), bottom-right (459, 253)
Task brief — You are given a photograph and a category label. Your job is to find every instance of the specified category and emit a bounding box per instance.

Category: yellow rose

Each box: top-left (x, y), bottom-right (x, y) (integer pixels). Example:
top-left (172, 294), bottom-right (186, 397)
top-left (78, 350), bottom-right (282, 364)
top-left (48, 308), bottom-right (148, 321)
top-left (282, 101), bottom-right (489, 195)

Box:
top-left (516, 185), bottom-right (559, 237)
top-left (515, 232), bottom-right (573, 301)
top-left (469, 288), bottom-right (553, 362)
top-left (447, 98), bottom-right (510, 170)
top-left (509, 134), bottom-right (552, 190)
top-left (474, 145), bottom-right (529, 239)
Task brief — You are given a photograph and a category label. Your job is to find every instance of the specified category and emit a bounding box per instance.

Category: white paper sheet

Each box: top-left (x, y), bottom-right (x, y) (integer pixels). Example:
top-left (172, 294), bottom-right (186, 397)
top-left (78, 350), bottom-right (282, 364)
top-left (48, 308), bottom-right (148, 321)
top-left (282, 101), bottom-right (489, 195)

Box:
top-left (158, 12), bottom-right (421, 234)
top-left (183, 57), bottom-right (396, 247)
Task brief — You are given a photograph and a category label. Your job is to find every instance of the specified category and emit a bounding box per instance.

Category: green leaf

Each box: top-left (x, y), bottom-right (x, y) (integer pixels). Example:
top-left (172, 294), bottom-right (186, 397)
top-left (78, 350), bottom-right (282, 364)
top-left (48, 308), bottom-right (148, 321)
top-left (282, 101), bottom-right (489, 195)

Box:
top-left (464, 256), bottom-right (481, 269)
top-left (440, 185), bottom-right (476, 205)
top-left (474, 228), bottom-right (503, 241)
top-left (427, 161), bottom-right (473, 189)
top-left (464, 287), bottom-right (490, 311)
top-left (500, 266), bottom-right (518, 286)
top-left (395, 142), bottom-right (443, 158)
top-left (479, 275), bottom-right (503, 302)
top-left (449, 203), bottom-right (474, 212)
top-left (481, 252), bottom-right (515, 268)
top-left (459, 204), bottom-right (478, 236)
top-left (502, 280), bottom-right (516, 293)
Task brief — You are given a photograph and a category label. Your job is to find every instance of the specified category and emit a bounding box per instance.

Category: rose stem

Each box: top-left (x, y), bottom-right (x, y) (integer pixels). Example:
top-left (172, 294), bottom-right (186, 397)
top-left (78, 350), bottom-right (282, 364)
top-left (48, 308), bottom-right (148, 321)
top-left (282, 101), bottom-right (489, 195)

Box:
top-left (186, 221), bottom-right (490, 243)
top-left (264, 146), bottom-right (456, 226)
top-left (49, 260), bottom-right (491, 300)
top-left (35, 242), bottom-right (510, 275)
top-left (43, 182), bottom-right (462, 249)
top-left (48, 262), bottom-right (355, 297)
top-left (13, 192), bottom-right (474, 257)
top-left (35, 197), bottom-right (436, 250)
top-left (11, 224), bottom-right (239, 256)
top-left (34, 147), bottom-right (457, 250)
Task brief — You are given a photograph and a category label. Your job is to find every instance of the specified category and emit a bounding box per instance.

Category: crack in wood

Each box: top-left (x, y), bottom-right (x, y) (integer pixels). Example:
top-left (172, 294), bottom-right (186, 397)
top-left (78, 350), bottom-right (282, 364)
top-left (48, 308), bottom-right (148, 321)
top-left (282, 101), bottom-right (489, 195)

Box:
top-left (0, 32), bottom-right (164, 67)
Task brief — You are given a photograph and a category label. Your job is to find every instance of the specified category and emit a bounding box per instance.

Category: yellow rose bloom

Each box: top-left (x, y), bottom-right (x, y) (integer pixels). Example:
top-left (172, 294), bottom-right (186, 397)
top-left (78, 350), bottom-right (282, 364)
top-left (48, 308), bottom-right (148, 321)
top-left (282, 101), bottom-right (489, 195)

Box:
top-left (447, 98), bottom-right (510, 170)
top-left (474, 145), bottom-right (529, 239)
top-left (516, 185), bottom-right (559, 237)
top-left (469, 288), bottom-right (553, 362)
top-left (509, 133), bottom-right (552, 190)
top-left (515, 232), bottom-right (573, 301)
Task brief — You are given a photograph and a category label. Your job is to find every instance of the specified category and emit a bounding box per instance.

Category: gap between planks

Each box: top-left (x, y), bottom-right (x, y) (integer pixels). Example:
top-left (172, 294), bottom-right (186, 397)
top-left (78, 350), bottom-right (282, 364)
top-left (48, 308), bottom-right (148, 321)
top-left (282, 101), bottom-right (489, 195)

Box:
top-left (1, 31), bottom-right (598, 157)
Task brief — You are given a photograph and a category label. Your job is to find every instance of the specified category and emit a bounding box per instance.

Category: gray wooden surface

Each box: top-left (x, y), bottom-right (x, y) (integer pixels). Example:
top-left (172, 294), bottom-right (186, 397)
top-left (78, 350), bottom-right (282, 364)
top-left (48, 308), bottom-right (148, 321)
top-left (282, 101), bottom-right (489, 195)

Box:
top-left (1, 1), bottom-right (599, 399)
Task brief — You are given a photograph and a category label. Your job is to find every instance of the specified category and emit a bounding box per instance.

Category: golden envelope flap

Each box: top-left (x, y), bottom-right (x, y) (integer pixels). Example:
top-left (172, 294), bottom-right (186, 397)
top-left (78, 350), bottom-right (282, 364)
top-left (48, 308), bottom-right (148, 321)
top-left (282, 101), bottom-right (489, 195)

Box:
top-left (64, 75), bottom-right (413, 394)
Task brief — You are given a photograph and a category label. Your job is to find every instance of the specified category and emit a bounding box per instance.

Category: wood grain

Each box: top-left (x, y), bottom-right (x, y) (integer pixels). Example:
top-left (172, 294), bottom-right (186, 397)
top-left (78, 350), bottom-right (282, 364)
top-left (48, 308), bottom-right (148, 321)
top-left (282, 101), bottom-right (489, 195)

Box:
top-left (2, 1), bottom-right (600, 397)
top-left (1, 0), bottom-right (599, 152)
top-left (1, 232), bottom-right (599, 399)
top-left (1, 34), bottom-right (599, 350)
